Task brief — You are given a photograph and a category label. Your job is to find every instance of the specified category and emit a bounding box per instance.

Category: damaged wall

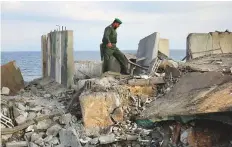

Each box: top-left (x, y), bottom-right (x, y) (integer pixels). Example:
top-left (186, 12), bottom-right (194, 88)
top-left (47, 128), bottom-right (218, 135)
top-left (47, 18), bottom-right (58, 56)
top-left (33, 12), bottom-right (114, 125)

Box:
top-left (41, 30), bottom-right (74, 88)
top-left (186, 32), bottom-right (232, 60)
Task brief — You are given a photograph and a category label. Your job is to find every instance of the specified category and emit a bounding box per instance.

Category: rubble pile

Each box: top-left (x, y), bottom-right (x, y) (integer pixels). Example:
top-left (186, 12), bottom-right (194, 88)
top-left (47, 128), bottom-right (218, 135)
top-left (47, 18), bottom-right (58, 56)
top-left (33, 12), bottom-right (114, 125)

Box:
top-left (1, 53), bottom-right (232, 147)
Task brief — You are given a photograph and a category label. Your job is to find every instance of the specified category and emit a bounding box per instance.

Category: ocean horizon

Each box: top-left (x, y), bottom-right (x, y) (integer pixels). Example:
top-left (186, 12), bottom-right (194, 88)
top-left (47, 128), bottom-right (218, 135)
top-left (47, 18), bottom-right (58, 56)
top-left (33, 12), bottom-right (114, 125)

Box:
top-left (1, 50), bottom-right (186, 82)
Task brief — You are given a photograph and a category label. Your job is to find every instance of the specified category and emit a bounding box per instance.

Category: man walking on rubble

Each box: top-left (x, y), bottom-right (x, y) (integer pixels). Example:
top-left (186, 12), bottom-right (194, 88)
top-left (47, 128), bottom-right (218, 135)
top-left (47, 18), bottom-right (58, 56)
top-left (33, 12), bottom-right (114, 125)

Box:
top-left (100, 18), bottom-right (129, 74)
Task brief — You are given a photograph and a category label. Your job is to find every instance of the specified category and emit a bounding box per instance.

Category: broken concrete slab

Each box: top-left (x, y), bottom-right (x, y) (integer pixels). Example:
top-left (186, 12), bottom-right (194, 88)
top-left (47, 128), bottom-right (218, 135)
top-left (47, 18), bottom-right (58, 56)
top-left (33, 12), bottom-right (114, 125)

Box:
top-left (140, 72), bottom-right (232, 120)
top-left (136, 32), bottom-right (160, 67)
top-left (180, 53), bottom-right (232, 73)
top-left (1, 61), bottom-right (25, 95)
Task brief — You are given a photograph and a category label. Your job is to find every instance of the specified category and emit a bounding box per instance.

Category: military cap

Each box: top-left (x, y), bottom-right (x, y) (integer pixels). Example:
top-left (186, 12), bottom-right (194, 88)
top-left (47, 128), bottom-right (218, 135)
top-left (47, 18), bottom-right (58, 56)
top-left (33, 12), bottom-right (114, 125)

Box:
top-left (114, 18), bottom-right (122, 24)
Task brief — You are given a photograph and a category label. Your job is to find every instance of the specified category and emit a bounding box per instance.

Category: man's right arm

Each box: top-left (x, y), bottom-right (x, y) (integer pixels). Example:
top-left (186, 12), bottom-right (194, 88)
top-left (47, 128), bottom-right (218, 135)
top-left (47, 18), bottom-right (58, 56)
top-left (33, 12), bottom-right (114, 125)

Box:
top-left (103, 27), bottom-right (111, 44)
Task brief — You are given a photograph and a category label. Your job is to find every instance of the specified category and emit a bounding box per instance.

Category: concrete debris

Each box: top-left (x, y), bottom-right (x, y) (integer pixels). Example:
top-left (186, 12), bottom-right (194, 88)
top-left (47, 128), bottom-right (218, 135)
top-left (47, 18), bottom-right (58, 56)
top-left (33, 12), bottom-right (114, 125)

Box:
top-left (99, 134), bottom-right (116, 144)
top-left (6, 141), bottom-right (28, 147)
top-left (36, 119), bottom-right (53, 130)
top-left (59, 127), bottom-right (82, 147)
top-left (44, 94), bottom-right (51, 98)
top-left (30, 133), bottom-right (41, 142)
top-left (16, 103), bottom-right (27, 111)
top-left (46, 124), bottom-right (62, 136)
top-left (43, 135), bottom-right (53, 143)
top-left (27, 112), bottom-right (37, 121)
top-left (2, 52), bottom-right (232, 147)
top-left (59, 113), bottom-right (72, 125)
top-left (15, 112), bottom-right (28, 125)
top-left (25, 125), bottom-right (35, 132)
top-left (28, 142), bottom-right (39, 147)
top-left (1, 87), bottom-right (10, 95)
top-left (1, 134), bottom-right (13, 141)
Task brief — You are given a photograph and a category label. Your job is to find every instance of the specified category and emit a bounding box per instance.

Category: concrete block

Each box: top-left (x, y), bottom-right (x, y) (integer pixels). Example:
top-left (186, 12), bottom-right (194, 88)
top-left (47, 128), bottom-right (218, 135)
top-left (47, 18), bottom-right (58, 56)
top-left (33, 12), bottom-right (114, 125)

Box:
top-left (79, 92), bottom-right (123, 129)
top-left (136, 32), bottom-right (160, 67)
top-left (158, 38), bottom-right (169, 57)
top-left (1, 61), bottom-right (25, 95)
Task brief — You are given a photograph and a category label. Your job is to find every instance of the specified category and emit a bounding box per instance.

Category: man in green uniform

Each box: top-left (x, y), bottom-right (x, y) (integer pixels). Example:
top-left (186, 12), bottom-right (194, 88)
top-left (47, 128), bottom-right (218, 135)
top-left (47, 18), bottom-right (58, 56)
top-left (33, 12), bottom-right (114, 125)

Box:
top-left (100, 18), bottom-right (129, 74)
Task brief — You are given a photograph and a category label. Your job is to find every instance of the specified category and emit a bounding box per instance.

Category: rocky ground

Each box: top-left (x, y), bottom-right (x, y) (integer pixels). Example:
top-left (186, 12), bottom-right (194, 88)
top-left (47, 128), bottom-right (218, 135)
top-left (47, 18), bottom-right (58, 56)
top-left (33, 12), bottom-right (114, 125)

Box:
top-left (1, 53), bottom-right (232, 147)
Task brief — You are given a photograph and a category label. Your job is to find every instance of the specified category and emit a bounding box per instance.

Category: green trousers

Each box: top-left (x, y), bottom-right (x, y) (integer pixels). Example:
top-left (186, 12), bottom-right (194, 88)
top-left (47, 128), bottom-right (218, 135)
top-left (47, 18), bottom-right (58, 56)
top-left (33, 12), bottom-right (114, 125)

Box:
top-left (100, 44), bottom-right (128, 73)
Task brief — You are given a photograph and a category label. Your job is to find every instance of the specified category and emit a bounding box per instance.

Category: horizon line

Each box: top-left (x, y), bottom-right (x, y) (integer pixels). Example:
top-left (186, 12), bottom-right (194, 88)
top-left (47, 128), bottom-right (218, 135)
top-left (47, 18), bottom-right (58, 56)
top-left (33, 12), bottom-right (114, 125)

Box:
top-left (1, 49), bottom-right (186, 52)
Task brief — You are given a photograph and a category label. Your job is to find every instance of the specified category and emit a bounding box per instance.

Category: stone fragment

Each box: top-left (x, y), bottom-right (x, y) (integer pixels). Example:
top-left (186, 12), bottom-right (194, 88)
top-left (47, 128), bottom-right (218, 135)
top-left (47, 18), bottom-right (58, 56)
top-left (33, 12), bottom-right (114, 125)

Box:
top-left (13, 108), bottom-right (21, 118)
top-left (24, 132), bottom-right (34, 140)
top-left (28, 142), bottom-right (39, 147)
top-left (34, 137), bottom-right (44, 146)
top-left (180, 129), bottom-right (190, 145)
top-left (79, 92), bottom-right (123, 130)
top-left (44, 94), bottom-right (51, 98)
top-left (16, 103), bottom-right (27, 111)
top-left (26, 125), bottom-right (36, 132)
top-left (99, 134), bottom-right (116, 144)
top-left (1, 134), bottom-right (12, 141)
top-left (27, 112), bottom-right (37, 120)
top-left (59, 127), bottom-right (82, 147)
top-left (111, 107), bottom-right (124, 123)
top-left (127, 85), bottom-right (156, 97)
top-left (1, 87), bottom-right (10, 95)
top-left (90, 138), bottom-right (99, 145)
top-left (41, 108), bottom-right (51, 115)
top-left (49, 137), bottom-right (59, 145)
top-left (15, 112), bottom-right (28, 124)
top-left (128, 78), bottom-right (165, 86)
top-left (46, 124), bottom-right (62, 136)
top-left (31, 133), bottom-right (40, 142)
top-left (43, 135), bottom-right (53, 143)
top-left (165, 66), bottom-right (181, 78)
top-left (31, 86), bottom-right (37, 94)
top-left (6, 141), bottom-right (28, 147)
top-left (59, 113), bottom-right (72, 125)
top-left (30, 106), bottom-right (43, 112)
top-left (36, 119), bottom-right (53, 130)
top-left (126, 135), bottom-right (138, 141)
top-left (53, 116), bottom-right (60, 122)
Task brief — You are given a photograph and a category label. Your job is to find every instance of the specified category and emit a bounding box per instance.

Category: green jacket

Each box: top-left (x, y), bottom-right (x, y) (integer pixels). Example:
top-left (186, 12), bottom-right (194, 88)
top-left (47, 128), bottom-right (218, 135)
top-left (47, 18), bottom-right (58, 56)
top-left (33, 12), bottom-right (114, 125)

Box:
top-left (102, 25), bottom-right (117, 45)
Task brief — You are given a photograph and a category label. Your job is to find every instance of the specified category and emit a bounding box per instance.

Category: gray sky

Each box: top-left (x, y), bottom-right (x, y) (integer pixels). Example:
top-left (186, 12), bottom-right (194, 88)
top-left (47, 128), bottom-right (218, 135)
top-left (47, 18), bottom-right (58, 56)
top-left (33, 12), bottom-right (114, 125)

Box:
top-left (1, 1), bottom-right (232, 51)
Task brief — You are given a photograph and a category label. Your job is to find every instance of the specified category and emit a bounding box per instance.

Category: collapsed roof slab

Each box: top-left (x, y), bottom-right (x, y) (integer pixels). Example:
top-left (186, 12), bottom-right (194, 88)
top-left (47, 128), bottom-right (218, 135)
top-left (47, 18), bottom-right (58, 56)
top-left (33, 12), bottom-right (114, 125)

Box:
top-left (139, 71), bottom-right (232, 121)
